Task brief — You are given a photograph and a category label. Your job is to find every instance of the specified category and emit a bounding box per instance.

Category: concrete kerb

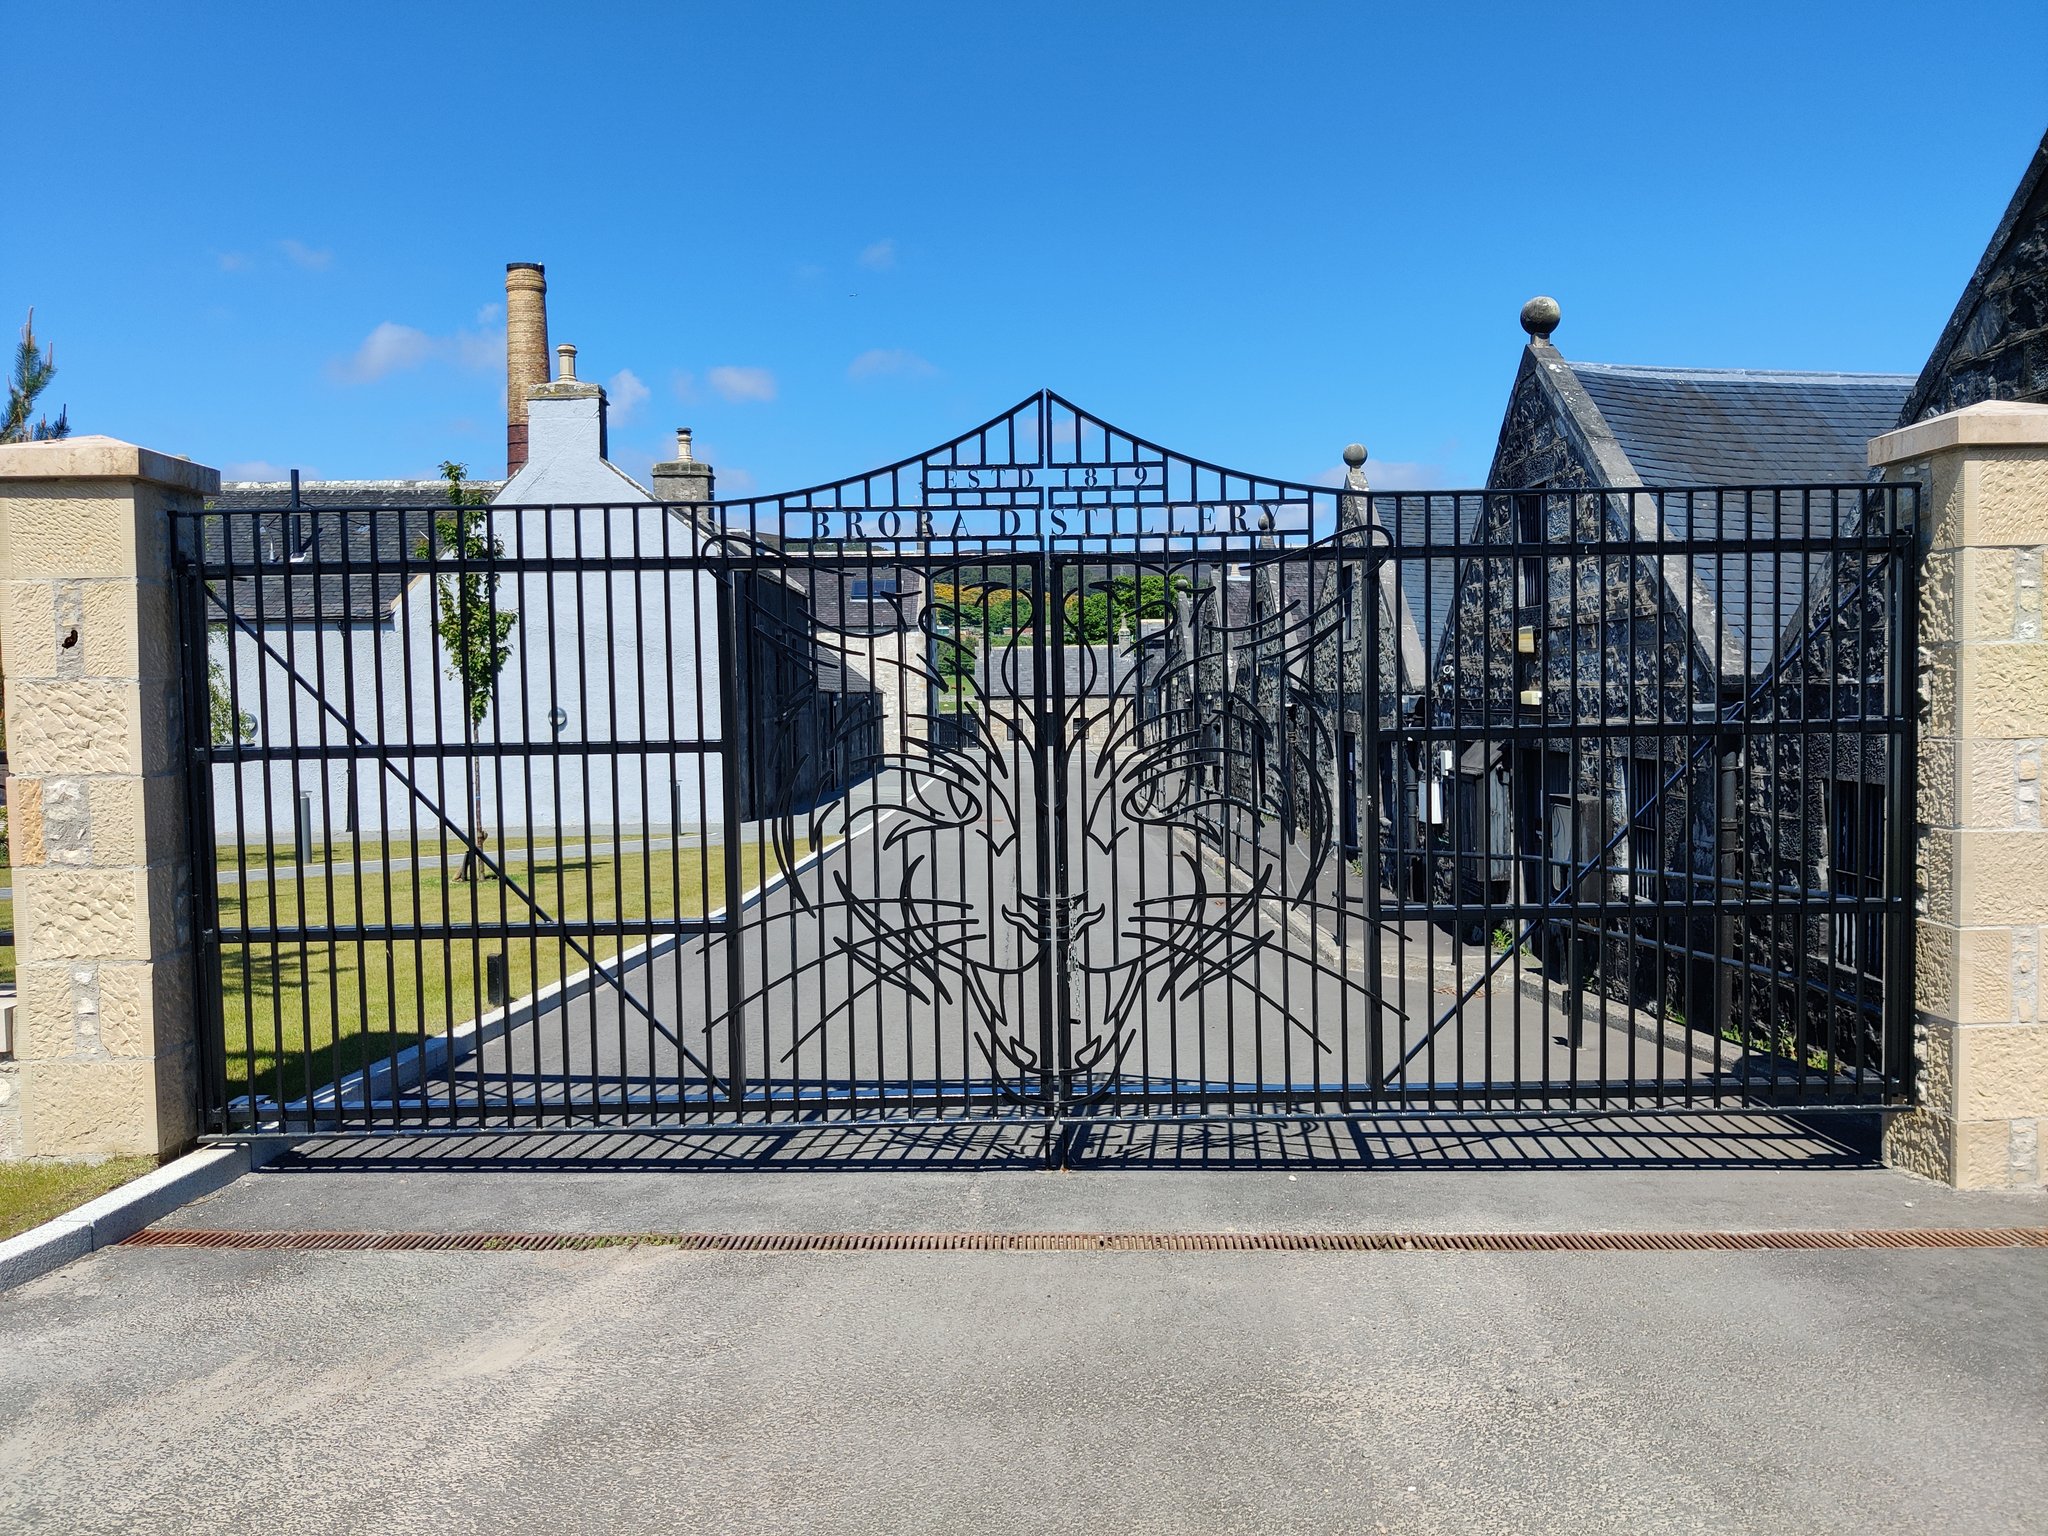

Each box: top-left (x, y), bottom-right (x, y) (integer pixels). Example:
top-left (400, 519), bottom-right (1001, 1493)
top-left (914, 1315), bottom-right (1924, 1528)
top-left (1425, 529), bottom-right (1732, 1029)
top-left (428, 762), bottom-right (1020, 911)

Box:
top-left (0, 1137), bottom-right (292, 1293)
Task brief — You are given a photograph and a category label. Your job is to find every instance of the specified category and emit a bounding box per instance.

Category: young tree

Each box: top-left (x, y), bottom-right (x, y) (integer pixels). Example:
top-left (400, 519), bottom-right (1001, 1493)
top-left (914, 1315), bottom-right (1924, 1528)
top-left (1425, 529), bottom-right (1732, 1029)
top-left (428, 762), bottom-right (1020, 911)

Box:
top-left (2, 310), bottom-right (70, 444)
top-left (422, 460), bottom-right (515, 880)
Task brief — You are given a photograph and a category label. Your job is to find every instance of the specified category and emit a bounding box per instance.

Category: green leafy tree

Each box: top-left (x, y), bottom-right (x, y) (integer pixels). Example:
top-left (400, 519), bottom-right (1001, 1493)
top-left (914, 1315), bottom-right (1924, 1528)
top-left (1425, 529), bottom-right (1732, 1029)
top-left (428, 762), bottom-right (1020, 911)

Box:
top-left (207, 651), bottom-right (256, 746)
top-left (2, 310), bottom-right (70, 444)
top-left (421, 460), bottom-right (516, 881)
top-left (1063, 574), bottom-right (1182, 643)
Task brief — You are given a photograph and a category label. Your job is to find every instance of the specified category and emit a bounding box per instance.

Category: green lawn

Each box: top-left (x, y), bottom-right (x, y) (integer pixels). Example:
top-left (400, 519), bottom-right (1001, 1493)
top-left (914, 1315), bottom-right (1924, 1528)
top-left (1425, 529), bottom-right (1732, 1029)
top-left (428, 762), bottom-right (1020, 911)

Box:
top-left (0, 1155), bottom-right (159, 1242)
top-left (216, 837), bottom-right (807, 1106)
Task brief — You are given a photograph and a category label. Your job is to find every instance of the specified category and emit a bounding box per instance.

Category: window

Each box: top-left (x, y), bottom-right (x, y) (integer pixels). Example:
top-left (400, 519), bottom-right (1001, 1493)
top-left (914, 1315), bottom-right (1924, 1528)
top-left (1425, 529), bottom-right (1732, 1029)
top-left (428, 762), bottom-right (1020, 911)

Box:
top-left (847, 577), bottom-right (899, 601)
top-left (1516, 493), bottom-right (1545, 611)
top-left (1340, 732), bottom-right (1360, 855)
top-left (1830, 780), bottom-right (1888, 975)
top-left (1338, 566), bottom-right (1357, 642)
top-left (1626, 759), bottom-right (1663, 903)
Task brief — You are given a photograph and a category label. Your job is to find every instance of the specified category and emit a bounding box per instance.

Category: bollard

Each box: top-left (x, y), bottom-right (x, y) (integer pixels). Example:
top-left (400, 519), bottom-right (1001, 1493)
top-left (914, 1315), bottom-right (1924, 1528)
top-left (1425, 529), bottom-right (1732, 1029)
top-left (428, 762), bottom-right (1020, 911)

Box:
top-left (486, 953), bottom-right (508, 1008)
top-left (295, 793), bottom-right (314, 866)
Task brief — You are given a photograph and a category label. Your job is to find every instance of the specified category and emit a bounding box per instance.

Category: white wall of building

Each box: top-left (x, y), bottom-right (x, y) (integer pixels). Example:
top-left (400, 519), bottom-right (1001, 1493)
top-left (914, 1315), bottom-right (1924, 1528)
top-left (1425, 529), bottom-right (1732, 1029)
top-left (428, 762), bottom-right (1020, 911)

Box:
top-left (212, 382), bottom-right (726, 843)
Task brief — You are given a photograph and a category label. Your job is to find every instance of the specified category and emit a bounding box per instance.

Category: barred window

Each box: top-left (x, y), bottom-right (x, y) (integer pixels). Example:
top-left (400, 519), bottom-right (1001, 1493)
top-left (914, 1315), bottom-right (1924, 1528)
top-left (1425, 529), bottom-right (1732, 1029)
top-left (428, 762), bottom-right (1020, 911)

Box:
top-left (1829, 780), bottom-right (1887, 975)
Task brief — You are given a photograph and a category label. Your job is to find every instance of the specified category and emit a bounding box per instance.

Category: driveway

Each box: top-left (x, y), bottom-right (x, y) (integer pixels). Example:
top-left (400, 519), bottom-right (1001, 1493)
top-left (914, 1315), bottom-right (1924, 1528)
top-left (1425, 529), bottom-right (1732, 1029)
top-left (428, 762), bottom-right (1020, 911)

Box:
top-left (367, 749), bottom-right (1736, 1125)
top-left (2, 1149), bottom-right (2043, 1535)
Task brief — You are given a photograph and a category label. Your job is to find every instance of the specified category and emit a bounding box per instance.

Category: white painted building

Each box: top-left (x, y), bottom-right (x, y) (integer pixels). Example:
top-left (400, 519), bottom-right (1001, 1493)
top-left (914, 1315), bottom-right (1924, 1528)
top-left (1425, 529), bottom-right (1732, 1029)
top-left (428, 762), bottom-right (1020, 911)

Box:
top-left (208, 346), bottom-right (725, 844)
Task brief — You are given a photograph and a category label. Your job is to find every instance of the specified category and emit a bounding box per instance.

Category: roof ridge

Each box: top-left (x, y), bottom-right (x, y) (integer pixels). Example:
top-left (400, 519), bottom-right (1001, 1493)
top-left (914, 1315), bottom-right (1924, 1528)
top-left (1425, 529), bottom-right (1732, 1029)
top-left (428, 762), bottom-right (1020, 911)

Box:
top-left (1568, 362), bottom-right (1917, 386)
top-left (219, 477), bottom-right (506, 490)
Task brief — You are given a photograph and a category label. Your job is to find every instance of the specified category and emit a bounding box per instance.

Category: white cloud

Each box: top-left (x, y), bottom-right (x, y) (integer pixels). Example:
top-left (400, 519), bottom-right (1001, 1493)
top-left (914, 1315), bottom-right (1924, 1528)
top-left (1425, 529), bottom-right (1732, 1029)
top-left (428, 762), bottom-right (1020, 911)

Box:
top-left (327, 318), bottom-right (502, 385)
top-left (718, 465), bottom-right (758, 494)
top-left (217, 251), bottom-right (252, 273)
top-left (707, 365), bottom-right (777, 403)
top-left (858, 239), bottom-right (897, 271)
top-left (847, 347), bottom-right (938, 383)
top-left (607, 368), bottom-right (650, 421)
top-left (476, 301), bottom-right (504, 327)
top-left (330, 322), bottom-right (434, 383)
top-left (279, 238), bottom-right (333, 271)
top-left (222, 459), bottom-right (312, 482)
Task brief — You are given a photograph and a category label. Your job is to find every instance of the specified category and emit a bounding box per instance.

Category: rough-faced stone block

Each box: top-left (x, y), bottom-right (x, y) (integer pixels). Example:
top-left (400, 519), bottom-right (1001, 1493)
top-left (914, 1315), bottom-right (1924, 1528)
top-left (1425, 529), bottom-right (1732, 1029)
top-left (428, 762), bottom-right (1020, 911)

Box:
top-left (14, 866), bottom-right (148, 960)
top-left (1953, 1023), bottom-right (2048, 1120)
top-left (2, 581), bottom-right (59, 680)
top-left (1919, 643), bottom-right (1956, 740)
top-left (13, 961), bottom-right (82, 1060)
top-left (95, 957), bottom-right (195, 1059)
top-left (1953, 829), bottom-right (2048, 924)
top-left (1918, 1010), bottom-right (1956, 1112)
top-left (1971, 453), bottom-right (2048, 546)
top-left (3, 680), bottom-right (141, 775)
top-left (1960, 546), bottom-right (2017, 641)
top-left (7, 776), bottom-right (44, 865)
top-left (1918, 547), bottom-right (1955, 646)
top-left (1881, 1106), bottom-right (1951, 1184)
top-left (1958, 642), bottom-right (2048, 738)
top-left (1950, 1116), bottom-right (2032, 1190)
top-left (1918, 828), bottom-right (1955, 925)
top-left (20, 1058), bottom-right (160, 1157)
top-left (0, 485), bottom-right (137, 579)
top-left (1916, 921), bottom-right (1957, 1018)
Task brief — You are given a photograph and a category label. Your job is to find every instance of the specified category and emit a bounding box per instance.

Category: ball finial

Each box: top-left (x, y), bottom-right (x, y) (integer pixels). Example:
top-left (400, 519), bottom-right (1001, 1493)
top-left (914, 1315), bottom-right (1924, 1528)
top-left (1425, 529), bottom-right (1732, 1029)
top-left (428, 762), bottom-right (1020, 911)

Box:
top-left (1342, 443), bottom-right (1367, 468)
top-left (1520, 296), bottom-right (1561, 339)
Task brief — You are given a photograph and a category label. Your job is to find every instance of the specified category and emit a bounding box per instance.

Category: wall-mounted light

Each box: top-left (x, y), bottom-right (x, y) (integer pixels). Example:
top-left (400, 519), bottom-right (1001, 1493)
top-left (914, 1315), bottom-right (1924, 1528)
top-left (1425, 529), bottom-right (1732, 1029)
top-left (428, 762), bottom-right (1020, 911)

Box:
top-left (548, 706), bottom-right (569, 734)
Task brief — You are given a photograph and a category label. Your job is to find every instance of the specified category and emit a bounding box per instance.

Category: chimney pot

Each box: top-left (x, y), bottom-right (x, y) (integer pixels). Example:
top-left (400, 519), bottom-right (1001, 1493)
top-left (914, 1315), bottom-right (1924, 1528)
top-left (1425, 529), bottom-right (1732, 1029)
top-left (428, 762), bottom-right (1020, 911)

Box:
top-left (675, 427), bottom-right (694, 462)
top-left (557, 343), bottom-right (577, 382)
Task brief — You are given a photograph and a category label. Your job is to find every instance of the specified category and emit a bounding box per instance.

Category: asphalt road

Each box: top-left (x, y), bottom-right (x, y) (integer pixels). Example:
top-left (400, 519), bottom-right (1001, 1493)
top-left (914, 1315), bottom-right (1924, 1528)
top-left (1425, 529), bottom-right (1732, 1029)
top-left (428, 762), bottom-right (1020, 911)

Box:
top-left (407, 749), bottom-right (1723, 1123)
top-left (2, 1160), bottom-right (2043, 1535)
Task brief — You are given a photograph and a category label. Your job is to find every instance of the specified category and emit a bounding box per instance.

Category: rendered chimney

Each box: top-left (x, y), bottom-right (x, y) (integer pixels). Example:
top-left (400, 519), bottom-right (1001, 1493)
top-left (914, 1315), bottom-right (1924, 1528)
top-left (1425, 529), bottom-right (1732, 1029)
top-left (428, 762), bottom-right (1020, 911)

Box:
top-left (653, 425), bottom-right (714, 504)
top-left (505, 262), bottom-right (549, 475)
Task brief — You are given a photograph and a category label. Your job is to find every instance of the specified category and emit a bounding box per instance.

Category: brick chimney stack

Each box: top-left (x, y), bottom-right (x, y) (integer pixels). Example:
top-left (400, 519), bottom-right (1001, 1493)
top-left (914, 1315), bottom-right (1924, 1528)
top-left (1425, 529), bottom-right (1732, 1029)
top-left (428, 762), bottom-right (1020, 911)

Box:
top-left (505, 262), bottom-right (549, 475)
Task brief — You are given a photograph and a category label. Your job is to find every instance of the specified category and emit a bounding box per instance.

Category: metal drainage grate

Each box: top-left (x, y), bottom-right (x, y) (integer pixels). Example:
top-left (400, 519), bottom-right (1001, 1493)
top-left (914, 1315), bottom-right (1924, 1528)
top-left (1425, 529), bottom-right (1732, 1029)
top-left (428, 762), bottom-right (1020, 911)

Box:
top-left (120, 1227), bottom-right (2048, 1255)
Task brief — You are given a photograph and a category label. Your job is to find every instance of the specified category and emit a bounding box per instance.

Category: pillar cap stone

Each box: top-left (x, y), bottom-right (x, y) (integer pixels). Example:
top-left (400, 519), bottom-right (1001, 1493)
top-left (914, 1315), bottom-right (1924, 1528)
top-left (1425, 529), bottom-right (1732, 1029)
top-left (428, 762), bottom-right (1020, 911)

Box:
top-left (1342, 443), bottom-right (1367, 468)
top-left (0, 435), bottom-right (220, 495)
top-left (1868, 399), bottom-right (2048, 467)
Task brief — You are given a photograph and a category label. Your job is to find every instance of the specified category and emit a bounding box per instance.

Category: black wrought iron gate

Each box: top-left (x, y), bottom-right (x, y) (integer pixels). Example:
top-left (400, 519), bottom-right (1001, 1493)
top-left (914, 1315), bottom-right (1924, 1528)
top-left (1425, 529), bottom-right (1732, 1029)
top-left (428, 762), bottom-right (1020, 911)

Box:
top-left (182, 390), bottom-right (1918, 1145)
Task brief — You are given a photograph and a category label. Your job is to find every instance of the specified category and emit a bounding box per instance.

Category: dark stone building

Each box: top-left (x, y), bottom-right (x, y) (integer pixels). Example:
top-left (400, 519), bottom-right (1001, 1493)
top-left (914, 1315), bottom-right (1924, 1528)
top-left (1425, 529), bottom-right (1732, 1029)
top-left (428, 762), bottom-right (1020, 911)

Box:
top-left (1897, 126), bottom-right (2048, 422)
top-left (1436, 310), bottom-right (1912, 1040)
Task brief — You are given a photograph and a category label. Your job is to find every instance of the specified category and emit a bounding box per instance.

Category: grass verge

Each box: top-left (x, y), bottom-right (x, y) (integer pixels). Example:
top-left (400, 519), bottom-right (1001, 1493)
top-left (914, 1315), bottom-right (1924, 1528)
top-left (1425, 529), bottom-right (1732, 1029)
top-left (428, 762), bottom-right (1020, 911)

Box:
top-left (0, 1156), bottom-right (160, 1242)
top-left (217, 837), bottom-right (807, 1106)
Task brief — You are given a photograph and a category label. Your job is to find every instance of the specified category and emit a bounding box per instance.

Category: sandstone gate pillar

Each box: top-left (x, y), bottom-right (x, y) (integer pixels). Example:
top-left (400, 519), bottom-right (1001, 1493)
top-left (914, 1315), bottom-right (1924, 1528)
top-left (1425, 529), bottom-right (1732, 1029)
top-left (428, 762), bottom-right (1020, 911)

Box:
top-left (1872, 401), bottom-right (2048, 1188)
top-left (0, 437), bottom-right (218, 1160)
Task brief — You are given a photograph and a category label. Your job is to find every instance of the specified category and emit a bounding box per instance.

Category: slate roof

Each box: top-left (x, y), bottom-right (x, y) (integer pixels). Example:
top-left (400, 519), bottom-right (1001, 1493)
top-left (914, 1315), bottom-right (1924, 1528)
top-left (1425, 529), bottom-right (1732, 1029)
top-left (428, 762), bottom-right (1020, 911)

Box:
top-left (1567, 364), bottom-right (1913, 485)
top-left (1540, 360), bottom-right (1913, 676)
top-left (1364, 493), bottom-right (1482, 683)
top-left (204, 480), bottom-right (502, 625)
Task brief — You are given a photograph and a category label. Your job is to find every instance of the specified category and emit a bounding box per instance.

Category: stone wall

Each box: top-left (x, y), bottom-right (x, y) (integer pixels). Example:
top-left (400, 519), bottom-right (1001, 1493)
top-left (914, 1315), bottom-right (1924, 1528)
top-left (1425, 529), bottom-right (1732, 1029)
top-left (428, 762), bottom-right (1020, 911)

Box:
top-left (1874, 401), bottom-right (2048, 1188)
top-left (0, 438), bottom-right (217, 1159)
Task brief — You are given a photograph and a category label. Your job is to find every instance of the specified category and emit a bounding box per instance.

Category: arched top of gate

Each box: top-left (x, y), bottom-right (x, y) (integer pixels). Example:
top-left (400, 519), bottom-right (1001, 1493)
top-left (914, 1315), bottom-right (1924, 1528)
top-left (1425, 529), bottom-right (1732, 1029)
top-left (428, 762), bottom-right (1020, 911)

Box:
top-left (709, 388), bottom-right (1350, 545)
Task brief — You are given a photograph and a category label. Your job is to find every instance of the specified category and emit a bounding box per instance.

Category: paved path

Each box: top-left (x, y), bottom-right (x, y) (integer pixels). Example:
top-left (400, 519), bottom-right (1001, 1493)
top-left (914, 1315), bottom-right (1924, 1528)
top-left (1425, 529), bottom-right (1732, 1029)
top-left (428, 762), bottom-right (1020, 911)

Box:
top-left (2, 1156), bottom-right (2042, 1535)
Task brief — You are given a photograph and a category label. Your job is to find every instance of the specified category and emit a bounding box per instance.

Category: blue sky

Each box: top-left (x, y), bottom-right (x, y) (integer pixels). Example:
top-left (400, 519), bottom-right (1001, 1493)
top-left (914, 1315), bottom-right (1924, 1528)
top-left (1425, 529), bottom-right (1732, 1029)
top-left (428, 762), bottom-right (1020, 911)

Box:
top-left (8, 1), bottom-right (2046, 493)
